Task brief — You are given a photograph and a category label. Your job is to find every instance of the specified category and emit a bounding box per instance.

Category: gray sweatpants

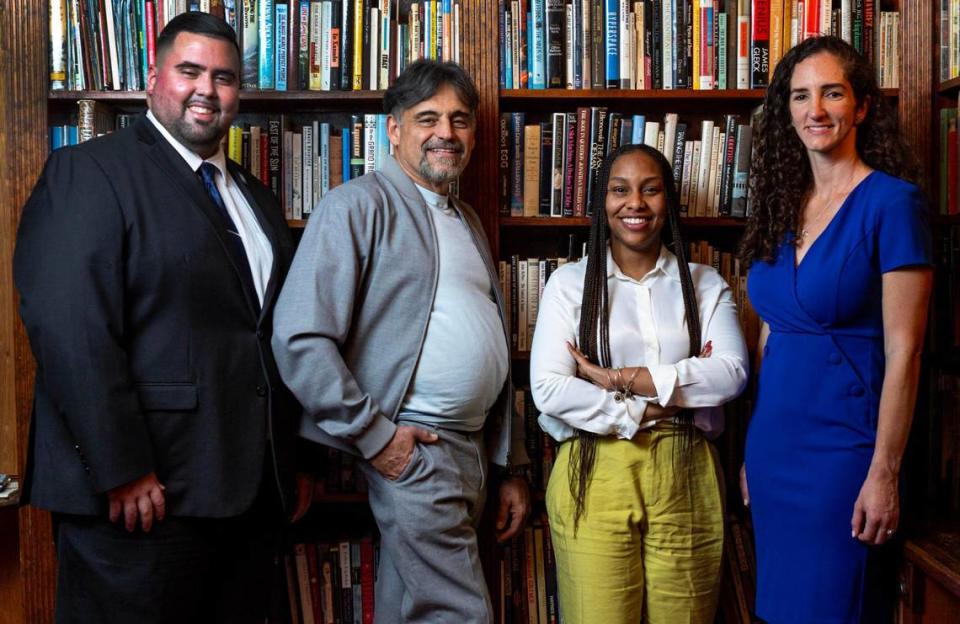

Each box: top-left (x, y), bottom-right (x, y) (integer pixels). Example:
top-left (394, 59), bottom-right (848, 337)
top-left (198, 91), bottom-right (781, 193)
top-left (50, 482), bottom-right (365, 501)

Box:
top-left (360, 424), bottom-right (492, 624)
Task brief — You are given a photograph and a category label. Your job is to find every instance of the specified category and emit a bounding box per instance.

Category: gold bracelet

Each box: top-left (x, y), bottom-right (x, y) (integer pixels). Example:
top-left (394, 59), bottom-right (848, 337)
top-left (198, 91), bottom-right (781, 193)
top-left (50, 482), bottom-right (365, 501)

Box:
top-left (605, 368), bottom-right (617, 392)
top-left (623, 366), bottom-right (642, 400)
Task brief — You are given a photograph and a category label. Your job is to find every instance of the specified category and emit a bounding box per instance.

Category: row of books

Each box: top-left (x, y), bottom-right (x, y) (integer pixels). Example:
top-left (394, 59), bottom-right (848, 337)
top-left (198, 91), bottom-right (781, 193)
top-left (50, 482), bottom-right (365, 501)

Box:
top-left (223, 114), bottom-right (394, 219)
top-left (499, 240), bottom-right (761, 354)
top-left (717, 513), bottom-right (758, 624)
top-left (285, 538), bottom-right (377, 624)
top-left (499, 0), bottom-right (900, 91)
top-left (49, 0), bottom-right (461, 92)
top-left (311, 446), bottom-right (369, 496)
top-left (932, 225), bottom-right (960, 355)
top-left (498, 109), bottom-right (755, 220)
top-left (48, 102), bottom-right (397, 221)
top-left (497, 515), bottom-right (561, 624)
top-left (516, 388), bottom-right (557, 492)
top-left (928, 370), bottom-right (960, 522)
top-left (49, 100), bottom-right (137, 148)
top-left (941, 0), bottom-right (960, 83)
top-left (939, 95), bottom-right (960, 217)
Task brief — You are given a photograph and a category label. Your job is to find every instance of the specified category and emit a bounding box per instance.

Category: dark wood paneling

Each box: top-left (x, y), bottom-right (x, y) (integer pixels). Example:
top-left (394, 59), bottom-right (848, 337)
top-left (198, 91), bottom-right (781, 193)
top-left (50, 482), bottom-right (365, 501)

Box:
top-left (0, 0), bottom-right (57, 622)
top-left (899, 1), bottom-right (935, 192)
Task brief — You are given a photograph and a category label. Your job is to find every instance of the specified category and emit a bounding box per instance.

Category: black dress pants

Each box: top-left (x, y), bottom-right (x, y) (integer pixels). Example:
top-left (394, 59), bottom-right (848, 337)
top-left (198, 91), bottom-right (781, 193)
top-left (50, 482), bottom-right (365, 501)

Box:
top-left (52, 481), bottom-right (284, 624)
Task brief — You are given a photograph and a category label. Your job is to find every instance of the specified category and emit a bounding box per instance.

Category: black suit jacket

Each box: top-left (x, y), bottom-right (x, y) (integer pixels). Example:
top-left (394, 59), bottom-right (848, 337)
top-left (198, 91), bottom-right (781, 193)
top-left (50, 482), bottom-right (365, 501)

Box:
top-left (14, 115), bottom-right (299, 518)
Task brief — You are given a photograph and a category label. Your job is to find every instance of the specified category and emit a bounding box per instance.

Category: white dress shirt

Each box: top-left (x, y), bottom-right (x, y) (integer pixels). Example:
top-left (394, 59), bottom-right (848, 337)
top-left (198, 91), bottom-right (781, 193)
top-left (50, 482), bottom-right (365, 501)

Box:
top-left (146, 111), bottom-right (274, 304)
top-left (530, 245), bottom-right (748, 442)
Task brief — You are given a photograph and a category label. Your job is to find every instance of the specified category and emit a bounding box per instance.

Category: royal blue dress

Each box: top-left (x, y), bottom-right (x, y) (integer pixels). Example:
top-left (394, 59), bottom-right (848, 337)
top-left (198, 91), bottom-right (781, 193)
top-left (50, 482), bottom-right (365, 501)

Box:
top-left (745, 171), bottom-right (931, 623)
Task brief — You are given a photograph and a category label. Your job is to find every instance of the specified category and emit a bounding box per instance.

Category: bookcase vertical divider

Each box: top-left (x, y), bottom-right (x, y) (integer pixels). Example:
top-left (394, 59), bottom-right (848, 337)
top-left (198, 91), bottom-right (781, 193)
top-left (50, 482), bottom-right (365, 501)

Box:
top-left (898, 1), bottom-right (935, 190)
top-left (0, 0), bottom-right (58, 622)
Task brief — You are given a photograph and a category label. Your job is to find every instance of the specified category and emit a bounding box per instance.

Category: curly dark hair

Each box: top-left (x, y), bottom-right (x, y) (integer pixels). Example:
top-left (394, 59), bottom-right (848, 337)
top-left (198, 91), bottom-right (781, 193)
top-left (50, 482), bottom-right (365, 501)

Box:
top-left (570, 144), bottom-right (701, 529)
top-left (738, 36), bottom-right (917, 268)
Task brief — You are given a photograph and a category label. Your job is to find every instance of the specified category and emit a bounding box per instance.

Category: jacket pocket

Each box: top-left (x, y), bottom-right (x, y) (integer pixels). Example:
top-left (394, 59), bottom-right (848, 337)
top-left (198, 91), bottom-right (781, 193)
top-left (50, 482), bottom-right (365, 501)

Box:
top-left (136, 383), bottom-right (198, 411)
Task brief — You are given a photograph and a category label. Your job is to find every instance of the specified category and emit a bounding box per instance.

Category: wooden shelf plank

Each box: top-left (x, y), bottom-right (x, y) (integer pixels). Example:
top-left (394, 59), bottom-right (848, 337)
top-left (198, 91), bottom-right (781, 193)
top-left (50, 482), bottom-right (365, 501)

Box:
top-left (500, 216), bottom-right (746, 227)
top-left (500, 88), bottom-right (898, 101)
top-left (49, 89), bottom-right (386, 104)
top-left (939, 76), bottom-right (960, 96)
top-left (904, 527), bottom-right (960, 599)
top-left (501, 88), bottom-right (769, 100)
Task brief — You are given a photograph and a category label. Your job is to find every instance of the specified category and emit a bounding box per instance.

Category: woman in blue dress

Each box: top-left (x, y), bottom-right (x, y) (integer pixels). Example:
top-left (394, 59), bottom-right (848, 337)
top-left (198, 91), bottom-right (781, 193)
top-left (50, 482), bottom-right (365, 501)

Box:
top-left (739, 36), bottom-right (933, 623)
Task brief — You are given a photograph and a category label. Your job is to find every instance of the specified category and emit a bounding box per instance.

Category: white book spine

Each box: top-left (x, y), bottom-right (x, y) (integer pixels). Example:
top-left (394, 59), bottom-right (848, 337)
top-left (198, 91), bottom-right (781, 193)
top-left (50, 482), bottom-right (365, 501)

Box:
top-left (302, 125), bottom-right (314, 216)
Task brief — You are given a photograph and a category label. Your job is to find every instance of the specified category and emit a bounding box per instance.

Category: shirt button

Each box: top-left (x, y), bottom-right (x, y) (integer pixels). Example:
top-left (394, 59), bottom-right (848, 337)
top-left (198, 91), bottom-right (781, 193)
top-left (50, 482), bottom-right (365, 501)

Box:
top-left (828, 353), bottom-right (842, 365)
top-left (256, 385), bottom-right (267, 397)
top-left (848, 384), bottom-right (865, 397)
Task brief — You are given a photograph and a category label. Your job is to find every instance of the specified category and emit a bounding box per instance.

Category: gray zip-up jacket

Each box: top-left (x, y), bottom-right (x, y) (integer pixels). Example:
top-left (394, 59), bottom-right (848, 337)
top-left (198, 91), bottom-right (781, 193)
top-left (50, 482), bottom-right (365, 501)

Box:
top-left (272, 155), bottom-right (527, 467)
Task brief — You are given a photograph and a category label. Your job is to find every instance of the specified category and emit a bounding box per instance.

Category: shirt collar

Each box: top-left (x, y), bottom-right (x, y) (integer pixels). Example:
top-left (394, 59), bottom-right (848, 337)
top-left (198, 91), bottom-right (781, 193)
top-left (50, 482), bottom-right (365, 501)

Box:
top-left (605, 244), bottom-right (681, 283)
top-left (414, 183), bottom-right (451, 212)
top-left (146, 109), bottom-right (227, 177)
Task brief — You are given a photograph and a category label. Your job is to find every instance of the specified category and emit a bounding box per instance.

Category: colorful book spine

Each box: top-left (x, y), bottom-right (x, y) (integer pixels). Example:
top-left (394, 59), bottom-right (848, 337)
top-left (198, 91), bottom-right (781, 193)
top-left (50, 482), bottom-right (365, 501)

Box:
top-left (275, 2), bottom-right (289, 89)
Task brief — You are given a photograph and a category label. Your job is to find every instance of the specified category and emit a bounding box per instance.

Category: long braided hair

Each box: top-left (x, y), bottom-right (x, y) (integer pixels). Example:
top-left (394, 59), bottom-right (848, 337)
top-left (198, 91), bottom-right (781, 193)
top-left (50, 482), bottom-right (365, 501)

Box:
top-left (570, 143), bottom-right (702, 529)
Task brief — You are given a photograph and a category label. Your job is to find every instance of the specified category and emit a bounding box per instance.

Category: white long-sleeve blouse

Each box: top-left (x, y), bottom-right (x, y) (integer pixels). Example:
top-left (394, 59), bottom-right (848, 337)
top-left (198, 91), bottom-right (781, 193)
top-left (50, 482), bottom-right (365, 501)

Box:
top-left (530, 245), bottom-right (749, 443)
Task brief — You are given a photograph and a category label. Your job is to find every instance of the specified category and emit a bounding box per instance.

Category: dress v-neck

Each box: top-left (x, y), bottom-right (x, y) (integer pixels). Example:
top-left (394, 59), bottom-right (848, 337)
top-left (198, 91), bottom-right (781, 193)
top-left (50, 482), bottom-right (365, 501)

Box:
top-left (794, 170), bottom-right (877, 269)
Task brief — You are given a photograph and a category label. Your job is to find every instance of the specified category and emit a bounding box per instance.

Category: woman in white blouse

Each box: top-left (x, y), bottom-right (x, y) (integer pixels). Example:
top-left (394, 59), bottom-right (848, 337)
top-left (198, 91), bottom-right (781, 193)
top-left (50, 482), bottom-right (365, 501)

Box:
top-left (530, 144), bottom-right (748, 624)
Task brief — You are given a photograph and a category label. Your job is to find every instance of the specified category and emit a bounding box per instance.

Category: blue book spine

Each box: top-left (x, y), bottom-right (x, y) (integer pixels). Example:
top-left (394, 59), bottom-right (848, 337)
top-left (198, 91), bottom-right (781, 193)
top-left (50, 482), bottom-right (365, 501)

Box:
top-left (425, 1), bottom-right (432, 62)
top-left (224, 0), bottom-right (239, 34)
top-left (67, 125), bottom-right (78, 146)
top-left (275, 3), bottom-right (288, 90)
top-left (342, 127), bottom-right (351, 182)
top-left (375, 115), bottom-right (388, 171)
top-left (320, 122), bottom-right (331, 196)
top-left (509, 112), bottom-right (525, 213)
top-left (50, 127), bottom-right (64, 152)
top-left (531, 0), bottom-right (546, 89)
top-left (258, 0), bottom-right (276, 89)
top-left (139, 0), bottom-right (148, 87)
top-left (498, 0), bottom-right (506, 88)
top-left (604, 0), bottom-right (619, 87)
top-left (631, 115), bottom-right (644, 144)
top-left (527, 13), bottom-right (535, 87)
top-left (504, 7), bottom-right (513, 89)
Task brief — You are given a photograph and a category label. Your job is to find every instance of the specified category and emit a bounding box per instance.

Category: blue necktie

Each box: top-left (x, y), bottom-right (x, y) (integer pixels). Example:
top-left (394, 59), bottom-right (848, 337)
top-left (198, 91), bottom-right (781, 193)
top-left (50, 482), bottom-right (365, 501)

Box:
top-left (197, 162), bottom-right (260, 311)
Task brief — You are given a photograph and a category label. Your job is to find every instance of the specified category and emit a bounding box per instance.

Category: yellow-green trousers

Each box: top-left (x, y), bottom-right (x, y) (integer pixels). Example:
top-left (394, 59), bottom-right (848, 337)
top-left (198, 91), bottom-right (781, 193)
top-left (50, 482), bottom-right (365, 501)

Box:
top-left (545, 425), bottom-right (725, 624)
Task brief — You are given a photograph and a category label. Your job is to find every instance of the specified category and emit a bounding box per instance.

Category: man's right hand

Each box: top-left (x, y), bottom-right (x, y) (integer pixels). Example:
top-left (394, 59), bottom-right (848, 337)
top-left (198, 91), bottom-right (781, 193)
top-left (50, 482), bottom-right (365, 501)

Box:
top-left (370, 426), bottom-right (439, 480)
top-left (107, 472), bottom-right (166, 532)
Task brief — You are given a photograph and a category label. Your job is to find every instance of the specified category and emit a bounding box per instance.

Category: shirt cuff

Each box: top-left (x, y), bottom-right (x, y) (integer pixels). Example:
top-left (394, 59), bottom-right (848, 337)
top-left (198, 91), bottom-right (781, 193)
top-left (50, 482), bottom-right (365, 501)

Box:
top-left (353, 414), bottom-right (398, 459)
top-left (616, 398), bottom-right (648, 439)
top-left (648, 364), bottom-right (679, 407)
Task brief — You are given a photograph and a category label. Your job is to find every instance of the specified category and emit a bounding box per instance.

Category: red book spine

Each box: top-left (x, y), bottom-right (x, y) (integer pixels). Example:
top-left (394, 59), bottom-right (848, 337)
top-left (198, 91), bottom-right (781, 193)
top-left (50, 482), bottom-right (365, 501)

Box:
top-left (260, 132), bottom-right (269, 185)
top-left (803, 0), bottom-right (820, 40)
top-left (145, 0), bottom-right (156, 69)
top-left (359, 538), bottom-right (375, 624)
top-left (750, 0), bottom-right (770, 88)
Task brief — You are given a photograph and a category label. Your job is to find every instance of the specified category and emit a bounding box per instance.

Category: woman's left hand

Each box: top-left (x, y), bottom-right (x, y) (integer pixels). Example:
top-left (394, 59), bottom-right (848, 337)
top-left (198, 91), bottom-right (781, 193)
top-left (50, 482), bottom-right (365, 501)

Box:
top-left (566, 342), bottom-right (614, 389)
top-left (851, 467), bottom-right (899, 545)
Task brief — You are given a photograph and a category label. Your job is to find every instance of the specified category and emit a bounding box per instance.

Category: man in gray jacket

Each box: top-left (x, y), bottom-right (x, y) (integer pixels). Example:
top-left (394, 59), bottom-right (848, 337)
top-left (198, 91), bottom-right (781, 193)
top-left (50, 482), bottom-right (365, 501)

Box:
top-left (272, 60), bottom-right (530, 623)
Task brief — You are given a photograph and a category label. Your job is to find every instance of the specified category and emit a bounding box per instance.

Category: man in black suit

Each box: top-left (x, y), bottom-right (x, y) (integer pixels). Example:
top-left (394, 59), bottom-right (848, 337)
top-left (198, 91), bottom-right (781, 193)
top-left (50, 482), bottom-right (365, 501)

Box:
top-left (14, 12), bottom-right (306, 623)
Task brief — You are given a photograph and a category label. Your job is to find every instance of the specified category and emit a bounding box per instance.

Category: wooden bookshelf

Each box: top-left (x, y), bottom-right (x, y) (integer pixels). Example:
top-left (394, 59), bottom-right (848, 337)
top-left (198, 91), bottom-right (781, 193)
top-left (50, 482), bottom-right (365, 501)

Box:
top-left (501, 87), bottom-right (898, 102)
top-left (0, 1), bottom-right (944, 623)
top-left (48, 89), bottom-right (388, 106)
top-left (500, 216), bottom-right (747, 228)
top-left (939, 76), bottom-right (960, 97)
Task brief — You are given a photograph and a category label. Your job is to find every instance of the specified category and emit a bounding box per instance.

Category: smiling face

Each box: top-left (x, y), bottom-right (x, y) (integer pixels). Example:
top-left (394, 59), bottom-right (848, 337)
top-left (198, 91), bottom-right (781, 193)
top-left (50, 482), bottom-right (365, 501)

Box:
top-left (788, 51), bottom-right (867, 158)
top-left (146, 32), bottom-right (240, 158)
top-left (386, 84), bottom-right (476, 193)
top-left (604, 150), bottom-right (668, 259)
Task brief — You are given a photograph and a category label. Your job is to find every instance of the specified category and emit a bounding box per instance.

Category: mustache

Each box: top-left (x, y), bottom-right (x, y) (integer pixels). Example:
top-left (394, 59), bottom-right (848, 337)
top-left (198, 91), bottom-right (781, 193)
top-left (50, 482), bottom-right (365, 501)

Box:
top-left (422, 140), bottom-right (463, 153)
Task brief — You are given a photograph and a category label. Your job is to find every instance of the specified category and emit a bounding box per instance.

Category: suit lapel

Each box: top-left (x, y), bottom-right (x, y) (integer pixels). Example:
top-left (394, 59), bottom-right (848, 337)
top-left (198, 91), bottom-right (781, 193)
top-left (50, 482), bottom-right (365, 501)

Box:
top-left (135, 116), bottom-right (262, 318)
top-left (227, 160), bottom-right (283, 322)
